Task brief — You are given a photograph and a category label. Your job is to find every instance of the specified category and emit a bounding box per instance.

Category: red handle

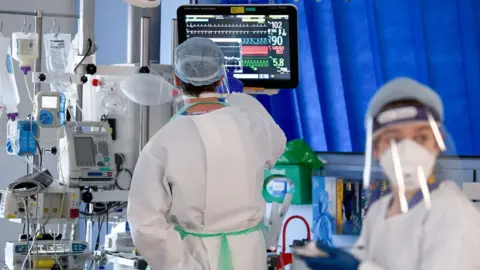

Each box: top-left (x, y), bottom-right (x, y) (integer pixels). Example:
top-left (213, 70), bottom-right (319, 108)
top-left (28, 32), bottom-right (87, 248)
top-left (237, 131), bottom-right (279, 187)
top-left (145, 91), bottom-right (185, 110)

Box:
top-left (276, 215), bottom-right (311, 270)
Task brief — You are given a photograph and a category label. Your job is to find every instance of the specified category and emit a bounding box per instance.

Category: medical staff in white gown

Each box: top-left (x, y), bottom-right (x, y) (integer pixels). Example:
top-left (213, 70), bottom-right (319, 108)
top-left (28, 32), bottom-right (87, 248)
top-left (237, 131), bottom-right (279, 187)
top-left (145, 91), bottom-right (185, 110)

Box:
top-left (127, 37), bottom-right (286, 270)
top-left (297, 77), bottom-right (480, 270)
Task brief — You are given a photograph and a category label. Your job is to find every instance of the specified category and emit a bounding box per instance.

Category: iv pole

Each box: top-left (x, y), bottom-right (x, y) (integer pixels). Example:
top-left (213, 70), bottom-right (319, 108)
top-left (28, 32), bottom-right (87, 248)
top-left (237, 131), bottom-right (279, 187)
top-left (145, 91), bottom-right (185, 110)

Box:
top-left (0, 9), bottom-right (79, 175)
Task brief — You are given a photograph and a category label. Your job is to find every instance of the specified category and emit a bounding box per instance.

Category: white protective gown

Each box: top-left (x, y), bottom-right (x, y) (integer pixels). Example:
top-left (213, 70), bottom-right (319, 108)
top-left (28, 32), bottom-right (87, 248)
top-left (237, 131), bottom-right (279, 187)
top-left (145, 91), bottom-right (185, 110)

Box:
top-left (351, 181), bottom-right (480, 270)
top-left (127, 93), bottom-right (286, 270)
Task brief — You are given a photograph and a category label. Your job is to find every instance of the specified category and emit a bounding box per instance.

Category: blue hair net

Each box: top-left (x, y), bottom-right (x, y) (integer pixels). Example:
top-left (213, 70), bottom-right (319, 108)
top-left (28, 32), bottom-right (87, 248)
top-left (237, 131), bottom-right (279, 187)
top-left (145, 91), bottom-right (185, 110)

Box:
top-left (174, 37), bottom-right (225, 87)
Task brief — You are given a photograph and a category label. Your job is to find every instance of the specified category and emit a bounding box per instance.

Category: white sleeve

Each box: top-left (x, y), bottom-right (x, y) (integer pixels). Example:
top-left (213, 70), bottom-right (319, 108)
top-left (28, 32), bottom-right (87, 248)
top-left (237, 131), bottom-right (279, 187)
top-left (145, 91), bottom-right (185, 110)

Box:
top-left (127, 150), bottom-right (201, 270)
top-left (351, 200), bottom-right (385, 270)
top-left (350, 199), bottom-right (377, 261)
top-left (262, 115), bottom-right (286, 169)
top-left (358, 261), bottom-right (384, 270)
top-left (418, 198), bottom-right (480, 270)
top-left (227, 93), bottom-right (286, 168)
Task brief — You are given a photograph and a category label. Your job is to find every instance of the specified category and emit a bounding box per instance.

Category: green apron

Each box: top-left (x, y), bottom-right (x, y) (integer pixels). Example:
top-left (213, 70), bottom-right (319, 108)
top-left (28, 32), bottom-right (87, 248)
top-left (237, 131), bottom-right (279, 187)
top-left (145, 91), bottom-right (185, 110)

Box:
top-left (147, 100), bottom-right (265, 270)
top-left (145, 223), bottom-right (267, 270)
top-left (177, 223), bottom-right (267, 270)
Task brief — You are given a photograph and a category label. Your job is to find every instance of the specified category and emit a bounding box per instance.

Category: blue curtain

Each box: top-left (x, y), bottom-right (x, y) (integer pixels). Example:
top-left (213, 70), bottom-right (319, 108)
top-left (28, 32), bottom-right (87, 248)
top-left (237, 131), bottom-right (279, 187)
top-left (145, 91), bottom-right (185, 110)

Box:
top-left (200, 0), bottom-right (480, 156)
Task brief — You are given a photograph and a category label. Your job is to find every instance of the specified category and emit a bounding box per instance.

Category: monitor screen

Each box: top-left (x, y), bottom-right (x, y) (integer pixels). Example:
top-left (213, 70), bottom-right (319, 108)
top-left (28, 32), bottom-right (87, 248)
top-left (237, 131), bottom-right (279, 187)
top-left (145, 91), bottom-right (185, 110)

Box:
top-left (177, 5), bottom-right (299, 89)
top-left (42, 96), bottom-right (58, 109)
top-left (74, 137), bottom-right (96, 167)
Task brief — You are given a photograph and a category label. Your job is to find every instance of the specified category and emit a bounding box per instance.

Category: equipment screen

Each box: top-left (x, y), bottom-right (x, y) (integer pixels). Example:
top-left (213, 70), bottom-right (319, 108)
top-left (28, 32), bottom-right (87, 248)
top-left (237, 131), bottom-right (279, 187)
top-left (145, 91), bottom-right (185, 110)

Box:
top-left (42, 96), bottom-right (58, 109)
top-left (74, 137), bottom-right (96, 167)
top-left (178, 5), bottom-right (299, 89)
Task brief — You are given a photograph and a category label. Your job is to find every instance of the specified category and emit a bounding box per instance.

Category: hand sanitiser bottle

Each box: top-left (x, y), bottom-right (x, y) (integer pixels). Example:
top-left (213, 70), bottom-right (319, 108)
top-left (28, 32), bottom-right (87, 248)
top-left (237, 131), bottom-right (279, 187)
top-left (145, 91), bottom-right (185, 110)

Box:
top-left (0, 33), bottom-right (20, 120)
top-left (12, 32), bottom-right (39, 75)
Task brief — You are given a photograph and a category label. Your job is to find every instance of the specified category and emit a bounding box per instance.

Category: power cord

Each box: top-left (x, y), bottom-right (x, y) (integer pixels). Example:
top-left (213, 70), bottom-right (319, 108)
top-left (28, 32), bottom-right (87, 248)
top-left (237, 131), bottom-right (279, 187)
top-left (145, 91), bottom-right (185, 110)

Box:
top-left (114, 153), bottom-right (133, 190)
top-left (74, 38), bottom-right (92, 72)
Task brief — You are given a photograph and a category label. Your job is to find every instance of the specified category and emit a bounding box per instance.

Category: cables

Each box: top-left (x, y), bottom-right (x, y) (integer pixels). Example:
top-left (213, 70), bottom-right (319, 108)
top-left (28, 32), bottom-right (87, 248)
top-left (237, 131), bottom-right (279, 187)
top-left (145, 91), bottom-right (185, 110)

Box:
top-left (74, 38), bottom-right (92, 72)
top-left (115, 153), bottom-right (133, 190)
top-left (8, 169), bottom-right (53, 197)
top-left (80, 202), bottom-right (127, 217)
top-left (35, 139), bottom-right (43, 168)
top-left (95, 215), bottom-right (105, 251)
top-left (115, 169), bottom-right (133, 190)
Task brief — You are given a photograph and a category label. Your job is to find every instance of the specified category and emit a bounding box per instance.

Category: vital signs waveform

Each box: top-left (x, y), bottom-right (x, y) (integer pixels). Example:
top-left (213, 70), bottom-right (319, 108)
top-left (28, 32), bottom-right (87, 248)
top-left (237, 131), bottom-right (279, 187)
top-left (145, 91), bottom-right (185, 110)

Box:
top-left (242, 38), bottom-right (270, 45)
top-left (242, 59), bottom-right (270, 69)
top-left (187, 23), bottom-right (267, 28)
top-left (187, 30), bottom-right (268, 35)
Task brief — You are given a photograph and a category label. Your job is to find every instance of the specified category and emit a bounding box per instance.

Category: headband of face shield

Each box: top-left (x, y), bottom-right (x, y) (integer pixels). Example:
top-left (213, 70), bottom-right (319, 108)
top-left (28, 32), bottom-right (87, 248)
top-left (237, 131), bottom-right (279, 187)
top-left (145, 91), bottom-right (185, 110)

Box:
top-left (174, 37), bottom-right (230, 96)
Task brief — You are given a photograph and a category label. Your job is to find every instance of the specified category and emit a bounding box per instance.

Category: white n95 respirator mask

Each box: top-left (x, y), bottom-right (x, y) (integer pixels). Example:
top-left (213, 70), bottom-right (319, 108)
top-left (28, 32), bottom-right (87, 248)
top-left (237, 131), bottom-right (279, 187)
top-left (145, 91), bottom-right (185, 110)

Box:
top-left (379, 139), bottom-right (436, 190)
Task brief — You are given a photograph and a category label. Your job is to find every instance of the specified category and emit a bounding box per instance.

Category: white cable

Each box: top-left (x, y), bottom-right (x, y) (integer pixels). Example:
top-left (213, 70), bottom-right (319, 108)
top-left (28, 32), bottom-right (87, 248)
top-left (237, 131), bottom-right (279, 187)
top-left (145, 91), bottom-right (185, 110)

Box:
top-left (75, 103), bottom-right (83, 115)
top-left (19, 190), bottom-right (54, 270)
top-left (50, 225), bottom-right (63, 270)
top-left (24, 75), bottom-right (35, 105)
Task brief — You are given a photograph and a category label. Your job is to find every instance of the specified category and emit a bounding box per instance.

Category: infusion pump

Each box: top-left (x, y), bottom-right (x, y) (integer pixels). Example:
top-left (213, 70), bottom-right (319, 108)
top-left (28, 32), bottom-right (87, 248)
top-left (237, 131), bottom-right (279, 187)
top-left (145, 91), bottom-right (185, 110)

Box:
top-left (58, 122), bottom-right (116, 188)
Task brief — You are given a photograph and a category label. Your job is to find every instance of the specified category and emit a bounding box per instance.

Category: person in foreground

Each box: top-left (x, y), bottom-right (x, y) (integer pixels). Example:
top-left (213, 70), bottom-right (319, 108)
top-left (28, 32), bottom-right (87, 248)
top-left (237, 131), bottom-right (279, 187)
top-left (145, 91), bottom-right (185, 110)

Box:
top-left (298, 77), bottom-right (480, 270)
top-left (127, 37), bottom-right (286, 270)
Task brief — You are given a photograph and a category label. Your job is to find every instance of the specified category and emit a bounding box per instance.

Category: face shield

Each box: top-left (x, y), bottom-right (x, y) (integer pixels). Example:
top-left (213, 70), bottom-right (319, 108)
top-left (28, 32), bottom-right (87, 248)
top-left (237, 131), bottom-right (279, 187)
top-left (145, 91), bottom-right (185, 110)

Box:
top-left (363, 104), bottom-right (458, 213)
top-left (173, 37), bottom-right (230, 100)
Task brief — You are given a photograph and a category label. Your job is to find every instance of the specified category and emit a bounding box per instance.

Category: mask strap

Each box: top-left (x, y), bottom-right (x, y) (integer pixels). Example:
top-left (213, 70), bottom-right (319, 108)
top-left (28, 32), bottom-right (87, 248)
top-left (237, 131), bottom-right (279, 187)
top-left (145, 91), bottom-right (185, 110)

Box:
top-left (427, 112), bottom-right (446, 152)
top-left (363, 117), bottom-right (374, 189)
top-left (390, 141), bottom-right (410, 213)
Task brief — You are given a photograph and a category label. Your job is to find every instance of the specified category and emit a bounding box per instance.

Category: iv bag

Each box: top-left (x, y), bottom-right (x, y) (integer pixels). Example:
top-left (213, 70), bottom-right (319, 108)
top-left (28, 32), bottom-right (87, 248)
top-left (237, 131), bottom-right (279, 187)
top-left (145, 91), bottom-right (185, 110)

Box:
top-left (11, 32), bottom-right (39, 74)
top-left (44, 33), bottom-right (72, 93)
top-left (0, 33), bottom-right (20, 120)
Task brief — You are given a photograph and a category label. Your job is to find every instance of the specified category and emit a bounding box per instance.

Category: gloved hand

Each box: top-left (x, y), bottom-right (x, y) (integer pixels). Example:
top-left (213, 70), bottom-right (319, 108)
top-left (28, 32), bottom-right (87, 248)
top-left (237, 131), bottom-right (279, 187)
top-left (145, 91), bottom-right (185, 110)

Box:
top-left (300, 241), bottom-right (360, 270)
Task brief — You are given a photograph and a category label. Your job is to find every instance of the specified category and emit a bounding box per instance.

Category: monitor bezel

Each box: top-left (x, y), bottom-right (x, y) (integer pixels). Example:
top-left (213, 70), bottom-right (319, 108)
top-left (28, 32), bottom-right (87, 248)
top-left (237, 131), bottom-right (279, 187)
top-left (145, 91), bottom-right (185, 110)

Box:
top-left (177, 4), bottom-right (299, 90)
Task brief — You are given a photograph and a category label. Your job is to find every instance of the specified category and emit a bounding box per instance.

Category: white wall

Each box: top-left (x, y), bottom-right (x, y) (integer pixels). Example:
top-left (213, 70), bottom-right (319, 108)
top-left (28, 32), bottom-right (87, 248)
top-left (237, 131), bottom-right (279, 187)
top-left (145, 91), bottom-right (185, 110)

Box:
top-left (0, 0), bottom-right (76, 262)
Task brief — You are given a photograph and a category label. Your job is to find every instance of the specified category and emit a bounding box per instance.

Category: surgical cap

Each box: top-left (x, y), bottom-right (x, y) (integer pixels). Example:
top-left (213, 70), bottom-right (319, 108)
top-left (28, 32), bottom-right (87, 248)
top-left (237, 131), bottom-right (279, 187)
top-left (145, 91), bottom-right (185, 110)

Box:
top-left (365, 77), bottom-right (444, 128)
top-left (174, 37), bottom-right (225, 87)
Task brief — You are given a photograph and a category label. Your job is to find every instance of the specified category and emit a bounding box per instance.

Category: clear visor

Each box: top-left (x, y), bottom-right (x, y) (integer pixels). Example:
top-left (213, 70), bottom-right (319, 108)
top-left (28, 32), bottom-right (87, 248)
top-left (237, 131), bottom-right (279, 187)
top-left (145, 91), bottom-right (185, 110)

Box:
top-left (363, 106), bottom-right (458, 213)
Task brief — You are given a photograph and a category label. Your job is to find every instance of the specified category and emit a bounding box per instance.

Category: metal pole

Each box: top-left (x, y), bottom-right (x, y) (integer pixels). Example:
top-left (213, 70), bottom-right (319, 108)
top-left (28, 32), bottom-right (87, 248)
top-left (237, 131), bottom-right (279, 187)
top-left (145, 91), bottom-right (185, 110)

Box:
top-left (139, 17), bottom-right (150, 150)
top-left (30, 9), bottom-right (43, 174)
top-left (171, 19), bottom-right (178, 65)
top-left (127, 6), bottom-right (160, 64)
top-left (77, 1), bottom-right (96, 263)
top-left (33, 9), bottom-right (43, 95)
top-left (76, 0), bottom-right (96, 121)
top-left (140, 18), bottom-right (150, 67)
top-left (0, 9), bottom-right (78, 18)
top-left (127, 5), bottom-right (160, 158)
